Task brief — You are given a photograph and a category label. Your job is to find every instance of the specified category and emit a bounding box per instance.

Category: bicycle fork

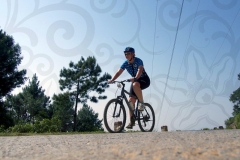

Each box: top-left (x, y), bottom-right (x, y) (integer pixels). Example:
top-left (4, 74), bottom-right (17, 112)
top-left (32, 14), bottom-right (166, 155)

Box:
top-left (112, 101), bottom-right (121, 118)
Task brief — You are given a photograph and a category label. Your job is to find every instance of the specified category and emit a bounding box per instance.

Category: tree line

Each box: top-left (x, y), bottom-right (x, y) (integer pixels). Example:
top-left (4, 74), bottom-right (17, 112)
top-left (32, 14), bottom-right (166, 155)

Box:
top-left (225, 73), bottom-right (240, 129)
top-left (0, 29), bottom-right (111, 133)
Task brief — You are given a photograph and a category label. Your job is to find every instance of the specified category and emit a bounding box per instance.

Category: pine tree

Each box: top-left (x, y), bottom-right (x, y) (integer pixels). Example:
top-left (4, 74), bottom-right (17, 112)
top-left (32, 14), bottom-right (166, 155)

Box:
top-left (21, 74), bottom-right (51, 123)
top-left (76, 104), bottom-right (103, 132)
top-left (59, 56), bottom-right (111, 131)
top-left (4, 93), bottom-right (25, 124)
top-left (0, 29), bottom-right (27, 99)
top-left (0, 29), bottom-right (27, 128)
top-left (225, 73), bottom-right (240, 129)
top-left (0, 101), bottom-right (14, 129)
top-left (52, 92), bottom-right (75, 132)
top-left (230, 74), bottom-right (240, 116)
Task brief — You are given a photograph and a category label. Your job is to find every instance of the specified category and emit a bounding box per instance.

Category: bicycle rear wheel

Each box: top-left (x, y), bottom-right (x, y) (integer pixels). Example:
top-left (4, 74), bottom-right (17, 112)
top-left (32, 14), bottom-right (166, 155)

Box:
top-left (138, 103), bottom-right (155, 132)
top-left (103, 99), bottom-right (126, 133)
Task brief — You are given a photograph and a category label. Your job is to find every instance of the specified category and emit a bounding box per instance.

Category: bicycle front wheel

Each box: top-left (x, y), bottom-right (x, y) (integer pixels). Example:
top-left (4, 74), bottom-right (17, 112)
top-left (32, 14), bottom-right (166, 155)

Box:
top-left (103, 99), bottom-right (126, 133)
top-left (138, 103), bottom-right (155, 132)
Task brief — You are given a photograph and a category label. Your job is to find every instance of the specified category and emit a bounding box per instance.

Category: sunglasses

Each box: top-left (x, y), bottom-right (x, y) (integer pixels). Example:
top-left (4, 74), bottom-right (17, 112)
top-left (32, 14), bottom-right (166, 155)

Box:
top-left (124, 52), bottom-right (131, 56)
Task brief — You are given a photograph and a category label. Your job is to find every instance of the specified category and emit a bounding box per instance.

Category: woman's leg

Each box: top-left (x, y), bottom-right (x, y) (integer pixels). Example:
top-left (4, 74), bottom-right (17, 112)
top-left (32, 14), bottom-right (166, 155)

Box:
top-left (132, 82), bottom-right (143, 102)
top-left (128, 96), bottom-right (136, 117)
top-left (126, 84), bottom-right (137, 129)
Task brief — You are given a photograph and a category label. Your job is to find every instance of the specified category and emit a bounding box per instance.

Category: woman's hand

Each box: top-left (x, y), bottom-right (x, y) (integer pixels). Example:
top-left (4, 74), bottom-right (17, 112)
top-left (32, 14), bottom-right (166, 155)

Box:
top-left (108, 79), bottom-right (113, 84)
top-left (129, 77), bottom-right (135, 82)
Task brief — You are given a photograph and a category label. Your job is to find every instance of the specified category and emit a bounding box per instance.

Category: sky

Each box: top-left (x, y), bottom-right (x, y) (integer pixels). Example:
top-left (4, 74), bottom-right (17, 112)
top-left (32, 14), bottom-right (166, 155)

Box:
top-left (1, 0), bottom-right (240, 131)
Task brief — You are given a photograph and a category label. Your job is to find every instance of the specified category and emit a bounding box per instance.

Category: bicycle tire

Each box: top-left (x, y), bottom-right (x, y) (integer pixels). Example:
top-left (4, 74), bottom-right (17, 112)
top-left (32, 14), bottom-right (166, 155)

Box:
top-left (137, 103), bottom-right (155, 132)
top-left (103, 99), bottom-right (126, 133)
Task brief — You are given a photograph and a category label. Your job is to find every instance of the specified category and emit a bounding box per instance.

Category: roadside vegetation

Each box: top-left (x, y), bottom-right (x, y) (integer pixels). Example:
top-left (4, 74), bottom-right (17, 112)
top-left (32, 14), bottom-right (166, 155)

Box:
top-left (225, 74), bottom-right (240, 129)
top-left (0, 29), bottom-right (111, 134)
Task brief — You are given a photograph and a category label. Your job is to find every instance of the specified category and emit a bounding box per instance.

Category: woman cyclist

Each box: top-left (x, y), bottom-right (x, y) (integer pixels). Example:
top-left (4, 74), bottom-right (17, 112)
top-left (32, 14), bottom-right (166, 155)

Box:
top-left (108, 47), bottom-right (150, 129)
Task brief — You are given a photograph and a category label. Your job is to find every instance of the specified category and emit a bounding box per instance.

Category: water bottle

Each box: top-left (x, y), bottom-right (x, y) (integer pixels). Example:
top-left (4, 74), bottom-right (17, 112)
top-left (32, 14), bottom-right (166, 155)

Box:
top-left (128, 100), bottom-right (134, 111)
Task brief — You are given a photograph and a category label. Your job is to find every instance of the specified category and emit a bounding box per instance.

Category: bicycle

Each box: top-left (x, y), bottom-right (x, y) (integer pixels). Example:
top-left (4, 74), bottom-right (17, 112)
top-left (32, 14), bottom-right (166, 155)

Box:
top-left (103, 79), bottom-right (155, 133)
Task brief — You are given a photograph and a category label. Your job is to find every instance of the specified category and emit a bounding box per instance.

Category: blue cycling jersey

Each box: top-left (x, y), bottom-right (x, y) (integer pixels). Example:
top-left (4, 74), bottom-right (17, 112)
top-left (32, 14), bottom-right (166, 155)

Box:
top-left (120, 57), bottom-right (145, 77)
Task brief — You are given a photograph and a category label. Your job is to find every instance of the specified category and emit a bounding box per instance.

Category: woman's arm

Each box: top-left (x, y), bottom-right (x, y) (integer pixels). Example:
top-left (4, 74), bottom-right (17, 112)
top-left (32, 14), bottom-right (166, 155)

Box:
top-left (135, 66), bottom-right (143, 79)
top-left (108, 68), bottom-right (124, 83)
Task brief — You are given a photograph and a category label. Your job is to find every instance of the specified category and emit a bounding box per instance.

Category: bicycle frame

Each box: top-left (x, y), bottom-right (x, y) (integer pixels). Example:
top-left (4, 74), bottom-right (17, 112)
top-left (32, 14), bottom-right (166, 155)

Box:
top-left (114, 80), bottom-right (139, 119)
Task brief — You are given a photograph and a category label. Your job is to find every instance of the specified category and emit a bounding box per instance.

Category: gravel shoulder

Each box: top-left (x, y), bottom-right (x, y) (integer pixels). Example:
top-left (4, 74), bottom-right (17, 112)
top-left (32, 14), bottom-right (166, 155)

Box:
top-left (0, 130), bottom-right (240, 160)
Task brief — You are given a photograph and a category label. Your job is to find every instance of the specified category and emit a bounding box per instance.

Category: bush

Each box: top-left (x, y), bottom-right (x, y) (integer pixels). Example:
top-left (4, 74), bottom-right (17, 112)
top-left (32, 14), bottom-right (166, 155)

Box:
top-left (9, 123), bottom-right (34, 133)
top-left (225, 117), bottom-right (235, 129)
top-left (0, 125), bottom-right (5, 132)
top-left (234, 113), bottom-right (240, 129)
top-left (34, 118), bottom-right (61, 133)
top-left (8, 118), bottom-right (61, 133)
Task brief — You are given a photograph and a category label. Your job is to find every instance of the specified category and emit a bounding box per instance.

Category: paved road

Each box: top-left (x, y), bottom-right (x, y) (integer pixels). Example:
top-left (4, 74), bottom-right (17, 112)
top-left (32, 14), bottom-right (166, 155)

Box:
top-left (0, 130), bottom-right (240, 160)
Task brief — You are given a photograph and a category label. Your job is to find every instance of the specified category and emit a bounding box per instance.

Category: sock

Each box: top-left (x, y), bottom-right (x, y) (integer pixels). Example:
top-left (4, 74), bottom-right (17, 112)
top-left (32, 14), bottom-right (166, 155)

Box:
top-left (139, 101), bottom-right (144, 104)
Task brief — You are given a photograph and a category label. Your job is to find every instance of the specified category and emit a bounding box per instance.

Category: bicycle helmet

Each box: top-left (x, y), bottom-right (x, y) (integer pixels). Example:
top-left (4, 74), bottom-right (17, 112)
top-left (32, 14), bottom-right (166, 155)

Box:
top-left (124, 47), bottom-right (135, 53)
top-left (124, 47), bottom-right (135, 62)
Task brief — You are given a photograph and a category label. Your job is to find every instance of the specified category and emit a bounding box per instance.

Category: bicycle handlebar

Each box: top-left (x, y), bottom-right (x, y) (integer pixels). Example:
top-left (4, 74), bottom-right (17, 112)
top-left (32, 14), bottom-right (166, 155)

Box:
top-left (111, 79), bottom-right (131, 84)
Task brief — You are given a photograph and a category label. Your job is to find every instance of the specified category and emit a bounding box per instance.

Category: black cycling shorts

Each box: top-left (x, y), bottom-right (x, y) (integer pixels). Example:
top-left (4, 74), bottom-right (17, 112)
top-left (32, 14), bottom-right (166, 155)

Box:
top-left (129, 75), bottom-right (150, 98)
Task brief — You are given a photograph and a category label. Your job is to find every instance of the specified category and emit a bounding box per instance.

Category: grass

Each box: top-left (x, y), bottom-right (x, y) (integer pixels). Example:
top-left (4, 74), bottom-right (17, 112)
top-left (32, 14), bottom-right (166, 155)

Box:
top-left (0, 131), bottom-right (107, 137)
top-left (0, 129), bottom-right (147, 136)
